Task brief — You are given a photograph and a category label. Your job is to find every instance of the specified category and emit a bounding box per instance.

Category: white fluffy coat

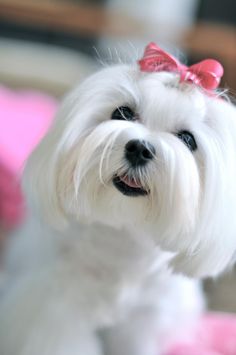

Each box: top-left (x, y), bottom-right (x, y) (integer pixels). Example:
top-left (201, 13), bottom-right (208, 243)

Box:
top-left (1, 64), bottom-right (236, 355)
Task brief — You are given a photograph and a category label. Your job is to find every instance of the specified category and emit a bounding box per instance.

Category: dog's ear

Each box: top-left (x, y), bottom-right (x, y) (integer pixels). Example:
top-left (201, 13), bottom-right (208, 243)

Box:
top-left (171, 248), bottom-right (235, 278)
top-left (23, 120), bottom-right (67, 228)
top-left (23, 93), bottom-right (84, 229)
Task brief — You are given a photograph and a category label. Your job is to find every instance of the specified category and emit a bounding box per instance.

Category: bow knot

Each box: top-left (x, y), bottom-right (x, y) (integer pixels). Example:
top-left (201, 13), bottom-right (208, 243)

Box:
top-left (138, 42), bottom-right (224, 91)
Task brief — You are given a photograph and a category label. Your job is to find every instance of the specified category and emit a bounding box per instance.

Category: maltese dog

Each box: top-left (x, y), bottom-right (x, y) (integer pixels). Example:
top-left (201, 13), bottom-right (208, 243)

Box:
top-left (1, 43), bottom-right (236, 355)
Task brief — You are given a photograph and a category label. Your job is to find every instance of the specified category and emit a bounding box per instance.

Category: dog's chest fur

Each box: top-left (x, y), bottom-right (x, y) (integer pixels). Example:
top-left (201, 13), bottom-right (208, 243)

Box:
top-left (6, 220), bottom-right (172, 326)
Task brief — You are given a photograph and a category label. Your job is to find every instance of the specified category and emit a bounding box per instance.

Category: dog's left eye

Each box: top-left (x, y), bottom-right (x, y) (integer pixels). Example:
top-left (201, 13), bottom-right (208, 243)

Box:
top-left (111, 106), bottom-right (136, 121)
top-left (177, 130), bottom-right (197, 151)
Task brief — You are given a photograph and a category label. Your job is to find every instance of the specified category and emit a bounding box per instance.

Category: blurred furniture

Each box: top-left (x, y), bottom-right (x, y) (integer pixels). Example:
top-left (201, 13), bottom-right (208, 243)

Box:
top-left (0, 0), bottom-right (143, 38)
top-left (182, 23), bottom-right (236, 90)
top-left (197, 0), bottom-right (236, 26)
top-left (182, 0), bottom-right (236, 91)
top-left (0, 0), bottom-right (144, 94)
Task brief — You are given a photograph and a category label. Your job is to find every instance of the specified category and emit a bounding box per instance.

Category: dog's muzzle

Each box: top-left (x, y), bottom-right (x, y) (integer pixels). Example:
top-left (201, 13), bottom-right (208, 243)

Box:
top-left (112, 139), bottom-right (154, 197)
top-left (125, 139), bottom-right (155, 167)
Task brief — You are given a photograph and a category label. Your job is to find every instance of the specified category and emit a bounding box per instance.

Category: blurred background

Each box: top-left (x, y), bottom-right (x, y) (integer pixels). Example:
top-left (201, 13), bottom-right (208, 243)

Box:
top-left (0, 0), bottom-right (236, 315)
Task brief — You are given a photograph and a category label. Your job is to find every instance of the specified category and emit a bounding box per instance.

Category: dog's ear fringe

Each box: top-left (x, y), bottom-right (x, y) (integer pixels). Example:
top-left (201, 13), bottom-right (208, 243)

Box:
top-left (22, 88), bottom-right (84, 230)
top-left (23, 119), bottom-right (70, 230)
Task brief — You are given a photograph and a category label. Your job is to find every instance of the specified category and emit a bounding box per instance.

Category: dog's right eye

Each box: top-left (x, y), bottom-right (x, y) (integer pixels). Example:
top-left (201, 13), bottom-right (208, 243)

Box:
top-left (177, 130), bottom-right (197, 151)
top-left (111, 106), bottom-right (136, 121)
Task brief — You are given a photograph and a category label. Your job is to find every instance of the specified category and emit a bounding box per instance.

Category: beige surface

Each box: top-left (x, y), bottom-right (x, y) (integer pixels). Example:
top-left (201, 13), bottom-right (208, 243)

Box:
top-left (0, 38), bottom-right (98, 96)
top-left (204, 269), bottom-right (236, 313)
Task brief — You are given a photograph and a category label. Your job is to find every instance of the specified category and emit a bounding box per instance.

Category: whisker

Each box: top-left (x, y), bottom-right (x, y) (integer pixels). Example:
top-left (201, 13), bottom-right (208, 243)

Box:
top-left (108, 47), bottom-right (113, 62)
top-left (113, 47), bottom-right (120, 64)
top-left (92, 46), bottom-right (107, 67)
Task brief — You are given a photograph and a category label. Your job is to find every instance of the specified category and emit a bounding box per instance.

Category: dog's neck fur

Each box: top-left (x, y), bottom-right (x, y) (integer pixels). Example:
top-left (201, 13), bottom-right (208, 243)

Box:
top-left (5, 217), bottom-right (173, 327)
top-left (18, 217), bottom-right (170, 272)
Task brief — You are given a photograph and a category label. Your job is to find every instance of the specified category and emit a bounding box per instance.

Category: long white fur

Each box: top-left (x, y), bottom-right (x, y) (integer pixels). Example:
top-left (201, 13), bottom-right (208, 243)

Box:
top-left (0, 63), bottom-right (236, 355)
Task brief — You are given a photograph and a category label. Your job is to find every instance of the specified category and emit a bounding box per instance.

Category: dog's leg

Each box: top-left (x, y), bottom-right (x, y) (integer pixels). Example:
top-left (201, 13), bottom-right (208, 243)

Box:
top-left (101, 276), bottom-right (204, 355)
top-left (101, 307), bottom-right (164, 355)
top-left (0, 273), bottom-right (103, 355)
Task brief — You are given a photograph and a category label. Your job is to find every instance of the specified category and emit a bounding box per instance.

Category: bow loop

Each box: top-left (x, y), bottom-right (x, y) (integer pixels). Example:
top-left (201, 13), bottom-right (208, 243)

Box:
top-left (138, 42), bottom-right (180, 73)
top-left (187, 59), bottom-right (224, 90)
top-left (138, 43), bottom-right (224, 91)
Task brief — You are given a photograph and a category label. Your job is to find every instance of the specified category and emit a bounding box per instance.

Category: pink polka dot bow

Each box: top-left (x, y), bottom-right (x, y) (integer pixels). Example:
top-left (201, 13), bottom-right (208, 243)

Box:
top-left (138, 42), bottom-right (224, 91)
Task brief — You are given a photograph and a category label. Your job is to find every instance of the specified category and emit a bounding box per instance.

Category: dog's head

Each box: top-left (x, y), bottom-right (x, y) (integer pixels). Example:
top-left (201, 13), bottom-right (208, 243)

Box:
top-left (25, 62), bottom-right (236, 277)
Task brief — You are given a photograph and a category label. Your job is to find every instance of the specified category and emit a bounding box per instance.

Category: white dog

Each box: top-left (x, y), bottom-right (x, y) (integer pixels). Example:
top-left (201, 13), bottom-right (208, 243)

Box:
top-left (1, 43), bottom-right (236, 355)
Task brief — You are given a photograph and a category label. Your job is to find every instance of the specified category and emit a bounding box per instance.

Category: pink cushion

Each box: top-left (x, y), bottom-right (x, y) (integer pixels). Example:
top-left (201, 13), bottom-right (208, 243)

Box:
top-left (166, 313), bottom-right (236, 355)
top-left (0, 86), bottom-right (57, 227)
top-left (0, 86), bottom-right (57, 173)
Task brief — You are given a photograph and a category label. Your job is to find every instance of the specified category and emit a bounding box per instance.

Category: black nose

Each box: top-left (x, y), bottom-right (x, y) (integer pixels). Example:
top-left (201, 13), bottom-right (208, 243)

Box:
top-left (125, 139), bottom-right (155, 166)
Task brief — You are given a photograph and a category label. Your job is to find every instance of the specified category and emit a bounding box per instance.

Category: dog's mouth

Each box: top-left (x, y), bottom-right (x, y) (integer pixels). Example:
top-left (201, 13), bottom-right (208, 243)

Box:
top-left (112, 174), bottom-right (148, 197)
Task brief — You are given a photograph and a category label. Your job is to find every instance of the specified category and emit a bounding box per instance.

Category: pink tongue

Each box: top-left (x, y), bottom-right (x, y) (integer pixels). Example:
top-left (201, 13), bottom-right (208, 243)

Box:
top-left (120, 175), bottom-right (142, 188)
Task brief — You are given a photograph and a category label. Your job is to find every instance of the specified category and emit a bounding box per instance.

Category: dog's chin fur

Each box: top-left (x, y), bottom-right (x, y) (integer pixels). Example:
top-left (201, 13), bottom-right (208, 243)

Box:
top-left (1, 64), bottom-right (236, 355)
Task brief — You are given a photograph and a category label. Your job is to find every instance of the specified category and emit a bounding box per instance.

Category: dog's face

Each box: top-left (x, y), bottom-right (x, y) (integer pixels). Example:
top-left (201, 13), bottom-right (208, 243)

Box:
top-left (25, 65), bottom-right (236, 277)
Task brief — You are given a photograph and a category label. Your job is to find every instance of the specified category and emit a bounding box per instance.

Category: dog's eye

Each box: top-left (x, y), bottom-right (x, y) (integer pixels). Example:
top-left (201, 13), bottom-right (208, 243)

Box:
top-left (111, 106), bottom-right (136, 121)
top-left (177, 130), bottom-right (197, 151)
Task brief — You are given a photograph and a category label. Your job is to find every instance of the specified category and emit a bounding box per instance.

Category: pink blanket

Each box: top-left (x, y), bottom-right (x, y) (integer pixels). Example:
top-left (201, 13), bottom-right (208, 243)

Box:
top-left (166, 313), bottom-right (236, 355)
top-left (0, 86), bottom-right (57, 227)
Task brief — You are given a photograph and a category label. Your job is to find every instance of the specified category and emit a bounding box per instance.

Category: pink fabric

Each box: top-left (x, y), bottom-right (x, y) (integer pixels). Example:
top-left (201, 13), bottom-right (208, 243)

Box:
top-left (0, 86), bottom-right (57, 227)
top-left (0, 162), bottom-right (24, 228)
top-left (139, 42), bottom-right (224, 90)
top-left (166, 313), bottom-right (236, 355)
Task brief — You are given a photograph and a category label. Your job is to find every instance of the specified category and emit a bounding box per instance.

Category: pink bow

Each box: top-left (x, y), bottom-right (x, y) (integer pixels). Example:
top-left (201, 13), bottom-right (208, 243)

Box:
top-left (138, 42), bottom-right (224, 90)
